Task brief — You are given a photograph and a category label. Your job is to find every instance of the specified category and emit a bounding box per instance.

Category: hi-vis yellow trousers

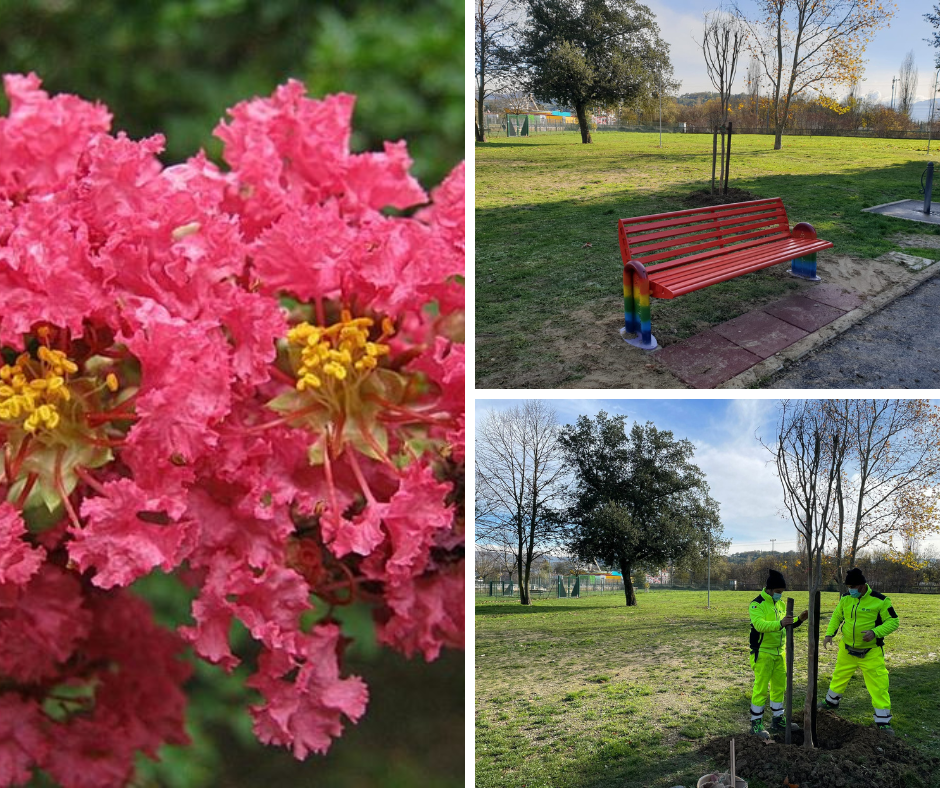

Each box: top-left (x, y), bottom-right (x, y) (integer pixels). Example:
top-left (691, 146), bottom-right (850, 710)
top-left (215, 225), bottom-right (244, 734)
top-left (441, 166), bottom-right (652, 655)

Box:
top-left (749, 651), bottom-right (786, 721)
top-left (823, 644), bottom-right (892, 725)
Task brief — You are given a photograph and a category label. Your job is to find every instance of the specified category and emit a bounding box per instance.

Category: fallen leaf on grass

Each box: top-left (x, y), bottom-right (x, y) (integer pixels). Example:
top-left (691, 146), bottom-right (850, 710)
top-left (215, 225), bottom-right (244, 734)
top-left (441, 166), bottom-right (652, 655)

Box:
top-left (582, 242), bottom-right (592, 248)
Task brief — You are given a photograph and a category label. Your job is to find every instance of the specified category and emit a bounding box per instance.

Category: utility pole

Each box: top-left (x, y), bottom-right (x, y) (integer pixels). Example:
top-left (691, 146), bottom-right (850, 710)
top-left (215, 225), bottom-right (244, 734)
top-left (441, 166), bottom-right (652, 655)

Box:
top-left (658, 68), bottom-right (663, 149)
top-left (707, 527), bottom-right (711, 609)
top-left (929, 68), bottom-right (940, 155)
top-left (891, 76), bottom-right (898, 110)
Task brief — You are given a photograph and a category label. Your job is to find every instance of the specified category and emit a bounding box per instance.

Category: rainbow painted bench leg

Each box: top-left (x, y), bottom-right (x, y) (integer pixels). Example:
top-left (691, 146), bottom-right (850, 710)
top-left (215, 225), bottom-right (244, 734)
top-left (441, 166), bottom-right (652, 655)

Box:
top-left (791, 252), bottom-right (821, 281)
top-left (619, 260), bottom-right (657, 350)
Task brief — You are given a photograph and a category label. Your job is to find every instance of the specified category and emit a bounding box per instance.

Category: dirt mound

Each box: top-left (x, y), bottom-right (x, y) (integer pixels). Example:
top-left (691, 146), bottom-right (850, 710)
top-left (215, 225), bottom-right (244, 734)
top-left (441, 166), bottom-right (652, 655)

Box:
top-left (683, 188), bottom-right (762, 207)
top-left (701, 711), bottom-right (939, 788)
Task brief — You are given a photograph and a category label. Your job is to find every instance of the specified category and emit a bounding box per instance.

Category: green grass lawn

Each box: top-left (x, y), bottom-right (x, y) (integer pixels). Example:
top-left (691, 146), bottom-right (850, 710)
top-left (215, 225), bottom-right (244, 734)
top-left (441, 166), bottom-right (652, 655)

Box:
top-left (475, 132), bottom-right (940, 387)
top-left (475, 590), bottom-right (940, 788)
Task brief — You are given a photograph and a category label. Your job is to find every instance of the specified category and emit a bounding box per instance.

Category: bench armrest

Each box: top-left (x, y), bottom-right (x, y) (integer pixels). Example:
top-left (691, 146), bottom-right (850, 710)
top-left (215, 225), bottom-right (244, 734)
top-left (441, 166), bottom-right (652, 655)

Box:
top-left (791, 222), bottom-right (817, 240)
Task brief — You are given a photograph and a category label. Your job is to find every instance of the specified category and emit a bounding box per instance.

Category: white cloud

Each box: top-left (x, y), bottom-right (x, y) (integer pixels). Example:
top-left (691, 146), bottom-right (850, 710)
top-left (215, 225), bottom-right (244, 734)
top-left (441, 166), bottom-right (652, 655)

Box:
top-left (643, 1), bottom-right (718, 94)
top-left (692, 403), bottom-right (789, 551)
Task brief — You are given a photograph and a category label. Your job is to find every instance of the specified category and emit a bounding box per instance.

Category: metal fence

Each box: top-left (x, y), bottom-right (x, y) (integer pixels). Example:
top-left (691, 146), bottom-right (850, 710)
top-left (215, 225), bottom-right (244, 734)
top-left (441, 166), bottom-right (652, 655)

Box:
top-left (479, 123), bottom-right (938, 141)
top-left (475, 575), bottom-right (626, 600)
top-left (475, 577), bottom-right (940, 598)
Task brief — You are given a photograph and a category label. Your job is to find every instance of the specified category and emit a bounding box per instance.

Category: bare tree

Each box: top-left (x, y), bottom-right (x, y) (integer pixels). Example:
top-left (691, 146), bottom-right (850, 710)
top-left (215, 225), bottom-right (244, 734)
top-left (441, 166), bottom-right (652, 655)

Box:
top-left (701, 8), bottom-right (746, 193)
top-left (476, 0), bottom-right (519, 142)
top-left (770, 400), bottom-right (849, 748)
top-left (476, 401), bottom-right (568, 605)
top-left (732, 0), bottom-right (895, 150)
top-left (746, 54), bottom-right (763, 126)
top-left (825, 400), bottom-right (940, 592)
top-left (898, 50), bottom-right (919, 118)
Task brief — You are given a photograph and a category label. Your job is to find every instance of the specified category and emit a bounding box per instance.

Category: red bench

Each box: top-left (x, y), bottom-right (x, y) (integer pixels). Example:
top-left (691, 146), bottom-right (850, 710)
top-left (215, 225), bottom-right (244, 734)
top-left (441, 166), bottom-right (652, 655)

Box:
top-left (618, 198), bottom-right (833, 349)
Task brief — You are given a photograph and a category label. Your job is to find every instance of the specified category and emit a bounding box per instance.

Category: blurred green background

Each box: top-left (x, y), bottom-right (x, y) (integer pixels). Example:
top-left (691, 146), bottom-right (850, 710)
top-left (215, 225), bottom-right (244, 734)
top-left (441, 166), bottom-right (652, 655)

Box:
top-left (0, 0), bottom-right (464, 188)
top-left (1, 0), bottom-right (464, 785)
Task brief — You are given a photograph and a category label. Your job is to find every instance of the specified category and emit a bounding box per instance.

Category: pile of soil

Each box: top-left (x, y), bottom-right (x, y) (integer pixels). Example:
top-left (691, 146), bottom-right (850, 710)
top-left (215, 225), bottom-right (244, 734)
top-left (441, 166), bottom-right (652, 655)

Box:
top-left (701, 711), bottom-right (939, 788)
top-left (683, 188), bottom-right (761, 207)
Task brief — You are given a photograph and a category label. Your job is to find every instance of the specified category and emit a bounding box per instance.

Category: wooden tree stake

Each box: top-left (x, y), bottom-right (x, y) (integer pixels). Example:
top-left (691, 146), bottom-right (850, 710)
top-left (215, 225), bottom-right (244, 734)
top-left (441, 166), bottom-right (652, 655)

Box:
top-left (785, 597), bottom-right (794, 745)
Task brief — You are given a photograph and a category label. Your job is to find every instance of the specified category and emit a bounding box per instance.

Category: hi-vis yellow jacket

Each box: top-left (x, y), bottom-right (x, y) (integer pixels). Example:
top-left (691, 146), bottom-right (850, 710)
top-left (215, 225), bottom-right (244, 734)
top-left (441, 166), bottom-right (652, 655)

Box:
top-left (749, 589), bottom-right (803, 658)
top-left (824, 586), bottom-right (899, 649)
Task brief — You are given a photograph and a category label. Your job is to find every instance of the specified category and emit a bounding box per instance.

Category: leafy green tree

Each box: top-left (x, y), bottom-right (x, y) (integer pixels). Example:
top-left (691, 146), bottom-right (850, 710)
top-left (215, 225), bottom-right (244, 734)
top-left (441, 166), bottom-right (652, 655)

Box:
top-left (557, 412), bottom-right (722, 606)
top-left (516, 0), bottom-right (675, 143)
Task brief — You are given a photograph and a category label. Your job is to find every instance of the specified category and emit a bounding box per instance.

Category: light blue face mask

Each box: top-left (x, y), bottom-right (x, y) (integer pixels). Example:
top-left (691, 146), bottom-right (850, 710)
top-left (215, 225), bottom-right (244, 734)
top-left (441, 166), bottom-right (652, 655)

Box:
top-left (849, 588), bottom-right (862, 598)
top-left (772, 592), bottom-right (783, 602)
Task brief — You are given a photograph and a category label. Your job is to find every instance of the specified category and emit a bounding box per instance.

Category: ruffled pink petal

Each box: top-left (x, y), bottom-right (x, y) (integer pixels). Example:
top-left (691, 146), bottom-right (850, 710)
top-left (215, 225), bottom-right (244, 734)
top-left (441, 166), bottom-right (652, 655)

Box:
top-left (0, 502), bottom-right (45, 586)
top-left (248, 624), bottom-right (368, 759)
top-left (0, 695), bottom-right (47, 786)
top-left (70, 479), bottom-right (196, 588)
top-left (0, 564), bottom-right (92, 682)
top-left (0, 73), bottom-right (111, 199)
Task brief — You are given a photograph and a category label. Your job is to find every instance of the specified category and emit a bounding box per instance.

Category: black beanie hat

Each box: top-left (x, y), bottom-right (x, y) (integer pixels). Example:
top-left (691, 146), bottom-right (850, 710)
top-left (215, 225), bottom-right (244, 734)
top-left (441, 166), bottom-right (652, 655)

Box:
top-left (766, 569), bottom-right (786, 589)
top-left (845, 567), bottom-right (866, 585)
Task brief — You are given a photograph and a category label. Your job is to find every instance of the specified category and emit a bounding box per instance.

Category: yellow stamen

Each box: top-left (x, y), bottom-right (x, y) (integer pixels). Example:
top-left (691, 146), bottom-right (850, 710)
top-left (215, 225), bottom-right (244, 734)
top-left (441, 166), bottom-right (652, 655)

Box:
top-left (0, 347), bottom-right (93, 436)
top-left (286, 314), bottom-right (393, 391)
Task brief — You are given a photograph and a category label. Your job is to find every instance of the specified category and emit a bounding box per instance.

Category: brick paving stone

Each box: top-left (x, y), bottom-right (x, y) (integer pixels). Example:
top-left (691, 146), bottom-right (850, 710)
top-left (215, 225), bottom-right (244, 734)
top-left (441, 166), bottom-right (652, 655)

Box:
top-left (803, 284), bottom-right (863, 311)
top-left (762, 294), bottom-right (845, 332)
top-left (657, 330), bottom-right (762, 388)
top-left (713, 310), bottom-right (809, 359)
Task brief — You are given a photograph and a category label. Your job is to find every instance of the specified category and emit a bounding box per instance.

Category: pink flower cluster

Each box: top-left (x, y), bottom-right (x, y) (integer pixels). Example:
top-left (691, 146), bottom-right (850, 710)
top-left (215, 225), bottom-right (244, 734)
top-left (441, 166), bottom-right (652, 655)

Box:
top-left (0, 74), bottom-right (464, 785)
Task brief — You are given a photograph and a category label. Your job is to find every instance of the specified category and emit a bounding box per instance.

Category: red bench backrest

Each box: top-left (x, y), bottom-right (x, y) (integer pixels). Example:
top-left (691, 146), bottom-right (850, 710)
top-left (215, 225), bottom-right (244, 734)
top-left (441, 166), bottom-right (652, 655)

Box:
top-left (618, 198), bottom-right (790, 271)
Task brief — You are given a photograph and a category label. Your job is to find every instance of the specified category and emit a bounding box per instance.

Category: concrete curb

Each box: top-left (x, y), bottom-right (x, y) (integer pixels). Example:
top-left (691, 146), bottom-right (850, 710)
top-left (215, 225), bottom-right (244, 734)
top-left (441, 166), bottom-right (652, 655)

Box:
top-left (718, 262), bottom-right (940, 389)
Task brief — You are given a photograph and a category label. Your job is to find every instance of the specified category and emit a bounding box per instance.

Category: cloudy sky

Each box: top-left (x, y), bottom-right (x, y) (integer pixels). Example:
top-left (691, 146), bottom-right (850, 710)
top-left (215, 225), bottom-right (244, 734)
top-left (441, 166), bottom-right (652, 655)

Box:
top-left (646, 0), bottom-right (939, 108)
top-left (474, 397), bottom-right (940, 556)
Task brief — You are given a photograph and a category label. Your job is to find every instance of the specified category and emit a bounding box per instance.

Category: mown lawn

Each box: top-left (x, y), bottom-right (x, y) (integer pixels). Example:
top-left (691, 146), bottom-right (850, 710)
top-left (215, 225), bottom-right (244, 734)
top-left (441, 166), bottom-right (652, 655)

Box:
top-left (475, 132), bottom-right (940, 387)
top-left (475, 590), bottom-right (940, 788)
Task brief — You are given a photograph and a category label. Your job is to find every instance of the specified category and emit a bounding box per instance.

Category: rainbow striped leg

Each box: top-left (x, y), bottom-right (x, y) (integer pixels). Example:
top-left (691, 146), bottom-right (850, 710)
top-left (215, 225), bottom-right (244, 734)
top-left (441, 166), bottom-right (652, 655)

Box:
top-left (791, 252), bottom-right (821, 281)
top-left (619, 261), bottom-right (657, 350)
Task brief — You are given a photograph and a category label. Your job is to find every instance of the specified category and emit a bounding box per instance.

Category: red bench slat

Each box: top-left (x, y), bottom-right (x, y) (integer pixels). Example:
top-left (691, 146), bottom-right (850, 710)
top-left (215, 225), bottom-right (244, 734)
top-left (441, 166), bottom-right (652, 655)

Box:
top-left (627, 211), bottom-right (788, 252)
top-left (634, 224), bottom-right (790, 265)
top-left (620, 197), bottom-right (783, 228)
top-left (649, 238), bottom-right (831, 298)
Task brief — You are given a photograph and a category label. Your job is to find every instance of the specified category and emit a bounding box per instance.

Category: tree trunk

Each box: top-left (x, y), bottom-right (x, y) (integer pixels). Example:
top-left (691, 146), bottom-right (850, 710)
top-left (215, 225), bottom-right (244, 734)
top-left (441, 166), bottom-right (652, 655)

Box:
top-left (575, 103), bottom-right (592, 144)
top-left (516, 543), bottom-right (530, 606)
top-left (723, 122), bottom-right (732, 194)
top-left (475, 121), bottom-right (485, 143)
top-left (774, 126), bottom-right (783, 150)
top-left (619, 558), bottom-right (637, 606)
top-left (803, 548), bottom-right (822, 748)
top-left (711, 131), bottom-right (718, 194)
top-left (719, 128), bottom-right (725, 183)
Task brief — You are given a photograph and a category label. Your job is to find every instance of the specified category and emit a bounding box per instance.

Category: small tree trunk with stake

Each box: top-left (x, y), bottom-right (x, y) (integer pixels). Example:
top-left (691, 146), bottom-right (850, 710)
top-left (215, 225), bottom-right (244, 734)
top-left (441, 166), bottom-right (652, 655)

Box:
top-left (711, 131), bottom-right (718, 194)
top-left (719, 127), bottom-right (725, 194)
top-left (785, 597), bottom-right (794, 745)
top-left (724, 122), bottom-right (733, 194)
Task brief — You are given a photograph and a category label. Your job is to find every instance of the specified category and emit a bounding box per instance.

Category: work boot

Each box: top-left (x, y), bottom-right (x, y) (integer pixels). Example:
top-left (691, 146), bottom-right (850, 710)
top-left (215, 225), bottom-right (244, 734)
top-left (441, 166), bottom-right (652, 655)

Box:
top-left (817, 699), bottom-right (838, 712)
top-left (876, 723), bottom-right (895, 736)
top-left (771, 715), bottom-right (800, 733)
top-left (750, 720), bottom-right (770, 740)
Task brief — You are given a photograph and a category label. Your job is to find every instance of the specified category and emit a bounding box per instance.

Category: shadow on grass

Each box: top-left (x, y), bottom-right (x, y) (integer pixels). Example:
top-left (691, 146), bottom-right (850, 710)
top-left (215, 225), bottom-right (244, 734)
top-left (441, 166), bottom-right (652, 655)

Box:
top-left (476, 160), bottom-right (940, 388)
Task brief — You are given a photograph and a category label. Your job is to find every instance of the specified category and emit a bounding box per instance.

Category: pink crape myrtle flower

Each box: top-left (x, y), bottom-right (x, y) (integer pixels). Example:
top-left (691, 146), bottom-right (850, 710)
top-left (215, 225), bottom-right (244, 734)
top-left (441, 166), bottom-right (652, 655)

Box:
top-left (0, 74), bottom-right (464, 785)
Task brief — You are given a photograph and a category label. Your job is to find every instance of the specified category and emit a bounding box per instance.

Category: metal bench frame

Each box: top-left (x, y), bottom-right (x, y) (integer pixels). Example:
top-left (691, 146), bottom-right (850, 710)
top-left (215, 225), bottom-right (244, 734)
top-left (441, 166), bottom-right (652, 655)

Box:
top-left (618, 198), bottom-right (833, 350)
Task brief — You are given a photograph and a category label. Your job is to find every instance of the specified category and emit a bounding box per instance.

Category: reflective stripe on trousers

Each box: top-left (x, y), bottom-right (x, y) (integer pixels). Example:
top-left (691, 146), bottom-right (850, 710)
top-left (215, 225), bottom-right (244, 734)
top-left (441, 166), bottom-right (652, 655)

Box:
top-left (750, 651), bottom-right (786, 721)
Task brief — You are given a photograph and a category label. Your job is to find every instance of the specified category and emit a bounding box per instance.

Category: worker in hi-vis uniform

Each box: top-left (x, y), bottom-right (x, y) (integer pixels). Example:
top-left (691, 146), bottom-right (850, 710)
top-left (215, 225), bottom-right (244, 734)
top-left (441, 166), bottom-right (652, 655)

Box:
top-left (749, 569), bottom-right (808, 739)
top-left (818, 567), bottom-right (899, 735)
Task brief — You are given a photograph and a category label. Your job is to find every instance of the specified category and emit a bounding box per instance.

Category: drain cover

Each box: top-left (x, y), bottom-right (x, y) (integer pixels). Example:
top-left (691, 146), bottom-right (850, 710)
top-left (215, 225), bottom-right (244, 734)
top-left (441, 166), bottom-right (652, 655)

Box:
top-left (863, 199), bottom-right (940, 226)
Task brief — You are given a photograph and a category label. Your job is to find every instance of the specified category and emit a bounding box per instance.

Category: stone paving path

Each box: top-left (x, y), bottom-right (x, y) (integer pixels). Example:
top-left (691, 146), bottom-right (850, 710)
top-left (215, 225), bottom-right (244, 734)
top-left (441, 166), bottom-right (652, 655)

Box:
top-left (655, 284), bottom-right (862, 388)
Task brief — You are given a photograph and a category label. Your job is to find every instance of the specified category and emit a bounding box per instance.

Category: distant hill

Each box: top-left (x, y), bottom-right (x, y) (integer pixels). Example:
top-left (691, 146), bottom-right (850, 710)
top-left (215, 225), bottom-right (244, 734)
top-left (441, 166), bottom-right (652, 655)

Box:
top-left (911, 97), bottom-right (937, 122)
